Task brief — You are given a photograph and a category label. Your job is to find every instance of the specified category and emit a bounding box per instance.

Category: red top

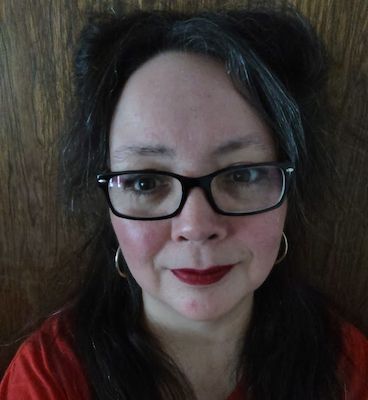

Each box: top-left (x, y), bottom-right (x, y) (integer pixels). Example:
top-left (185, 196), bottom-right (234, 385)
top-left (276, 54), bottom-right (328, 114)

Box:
top-left (1, 314), bottom-right (367, 400)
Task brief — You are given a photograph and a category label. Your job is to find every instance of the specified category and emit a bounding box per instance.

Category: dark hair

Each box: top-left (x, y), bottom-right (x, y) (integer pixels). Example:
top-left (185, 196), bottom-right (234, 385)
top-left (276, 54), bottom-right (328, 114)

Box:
top-left (62, 5), bottom-right (344, 400)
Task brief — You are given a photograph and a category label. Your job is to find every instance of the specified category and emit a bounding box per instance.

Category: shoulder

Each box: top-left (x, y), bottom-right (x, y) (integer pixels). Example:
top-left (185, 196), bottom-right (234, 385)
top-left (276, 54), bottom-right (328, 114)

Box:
top-left (0, 312), bottom-right (91, 400)
top-left (340, 322), bottom-right (368, 398)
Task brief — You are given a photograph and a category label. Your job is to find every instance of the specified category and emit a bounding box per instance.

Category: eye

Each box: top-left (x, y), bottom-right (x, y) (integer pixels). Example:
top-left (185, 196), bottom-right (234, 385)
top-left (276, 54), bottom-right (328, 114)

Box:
top-left (229, 168), bottom-right (263, 184)
top-left (118, 174), bottom-right (173, 197)
top-left (123, 174), bottom-right (166, 193)
top-left (132, 176), bottom-right (158, 192)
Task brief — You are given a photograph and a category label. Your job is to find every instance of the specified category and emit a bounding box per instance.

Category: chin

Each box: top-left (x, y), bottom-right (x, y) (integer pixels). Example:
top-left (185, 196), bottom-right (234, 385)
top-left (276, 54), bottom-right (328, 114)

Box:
top-left (174, 296), bottom-right (243, 323)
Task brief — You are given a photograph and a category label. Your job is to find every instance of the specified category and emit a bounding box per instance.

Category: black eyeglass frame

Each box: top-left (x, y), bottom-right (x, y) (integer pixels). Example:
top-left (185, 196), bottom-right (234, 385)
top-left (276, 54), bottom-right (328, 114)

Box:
top-left (97, 161), bottom-right (295, 220)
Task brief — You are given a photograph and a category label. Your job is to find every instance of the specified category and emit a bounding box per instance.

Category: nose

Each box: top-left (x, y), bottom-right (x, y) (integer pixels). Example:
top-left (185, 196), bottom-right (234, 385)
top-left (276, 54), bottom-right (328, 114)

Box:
top-left (171, 188), bottom-right (229, 243)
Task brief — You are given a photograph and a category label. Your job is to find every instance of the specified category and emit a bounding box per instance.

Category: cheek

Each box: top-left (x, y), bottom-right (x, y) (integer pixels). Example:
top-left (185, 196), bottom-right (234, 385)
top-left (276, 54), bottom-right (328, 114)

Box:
top-left (234, 204), bottom-right (287, 273)
top-left (111, 215), bottom-right (170, 268)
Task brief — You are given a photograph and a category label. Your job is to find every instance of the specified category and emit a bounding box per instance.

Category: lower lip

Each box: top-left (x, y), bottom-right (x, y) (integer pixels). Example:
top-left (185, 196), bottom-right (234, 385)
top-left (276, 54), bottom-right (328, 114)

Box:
top-left (172, 265), bottom-right (234, 286)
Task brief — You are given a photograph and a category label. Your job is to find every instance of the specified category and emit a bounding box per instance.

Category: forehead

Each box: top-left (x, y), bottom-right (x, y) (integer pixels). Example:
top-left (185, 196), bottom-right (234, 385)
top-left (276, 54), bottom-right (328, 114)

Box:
top-left (110, 51), bottom-right (275, 169)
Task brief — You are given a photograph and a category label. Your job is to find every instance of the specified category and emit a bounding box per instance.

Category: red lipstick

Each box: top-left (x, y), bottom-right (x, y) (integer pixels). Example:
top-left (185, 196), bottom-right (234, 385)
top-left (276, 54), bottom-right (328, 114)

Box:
top-left (172, 265), bottom-right (234, 285)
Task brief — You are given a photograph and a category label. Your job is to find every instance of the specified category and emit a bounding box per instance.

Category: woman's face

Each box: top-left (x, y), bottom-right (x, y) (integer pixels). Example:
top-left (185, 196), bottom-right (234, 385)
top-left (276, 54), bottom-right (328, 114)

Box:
top-left (109, 52), bottom-right (287, 323)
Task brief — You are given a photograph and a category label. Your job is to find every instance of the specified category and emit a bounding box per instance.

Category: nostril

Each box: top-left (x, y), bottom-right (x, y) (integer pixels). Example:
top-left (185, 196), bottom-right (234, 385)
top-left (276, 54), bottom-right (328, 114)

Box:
top-left (177, 232), bottom-right (218, 242)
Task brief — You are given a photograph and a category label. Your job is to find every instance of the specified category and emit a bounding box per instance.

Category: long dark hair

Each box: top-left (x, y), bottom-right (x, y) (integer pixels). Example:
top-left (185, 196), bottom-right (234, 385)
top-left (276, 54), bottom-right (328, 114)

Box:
top-left (62, 4), bottom-right (344, 400)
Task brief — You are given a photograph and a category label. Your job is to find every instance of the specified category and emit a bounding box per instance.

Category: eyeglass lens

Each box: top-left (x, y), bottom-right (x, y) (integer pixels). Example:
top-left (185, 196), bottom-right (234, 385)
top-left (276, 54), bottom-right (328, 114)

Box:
top-left (109, 174), bottom-right (182, 218)
top-left (107, 165), bottom-right (285, 218)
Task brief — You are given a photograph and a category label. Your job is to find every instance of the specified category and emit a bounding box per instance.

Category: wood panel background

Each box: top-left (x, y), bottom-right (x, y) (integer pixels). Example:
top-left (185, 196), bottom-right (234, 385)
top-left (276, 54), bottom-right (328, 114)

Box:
top-left (1, 0), bottom-right (367, 377)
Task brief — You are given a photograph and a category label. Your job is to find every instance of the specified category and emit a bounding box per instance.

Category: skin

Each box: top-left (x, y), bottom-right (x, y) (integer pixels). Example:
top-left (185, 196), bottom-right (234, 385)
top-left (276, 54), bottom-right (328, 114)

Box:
top-left (109, 52), bottom-right (287, 399)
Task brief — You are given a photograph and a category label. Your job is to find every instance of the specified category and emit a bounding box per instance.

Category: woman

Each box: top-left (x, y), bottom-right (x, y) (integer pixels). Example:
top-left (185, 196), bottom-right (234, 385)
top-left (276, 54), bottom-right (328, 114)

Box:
top-left (1, 5), bottom-right (367, 400)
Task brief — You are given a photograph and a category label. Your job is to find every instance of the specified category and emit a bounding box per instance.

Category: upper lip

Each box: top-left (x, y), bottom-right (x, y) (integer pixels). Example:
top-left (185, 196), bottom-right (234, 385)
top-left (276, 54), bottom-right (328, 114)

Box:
top-left (171, 265), bottom-right (234, 274)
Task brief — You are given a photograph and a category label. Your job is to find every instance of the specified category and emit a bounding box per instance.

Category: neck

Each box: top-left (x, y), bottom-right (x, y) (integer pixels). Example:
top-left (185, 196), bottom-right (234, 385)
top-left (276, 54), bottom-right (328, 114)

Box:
top-left (143, 293), bottom-right (253, 399)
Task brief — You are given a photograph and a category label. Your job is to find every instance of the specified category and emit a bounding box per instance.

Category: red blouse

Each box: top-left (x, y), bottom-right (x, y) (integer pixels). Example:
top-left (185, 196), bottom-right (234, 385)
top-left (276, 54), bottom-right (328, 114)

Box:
top-left (0, 314), bottom-right (367, 400)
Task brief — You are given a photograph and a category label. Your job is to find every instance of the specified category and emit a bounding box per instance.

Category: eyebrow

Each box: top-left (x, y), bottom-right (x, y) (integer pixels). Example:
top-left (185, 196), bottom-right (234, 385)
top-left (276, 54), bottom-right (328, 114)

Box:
top-left (111, 135), bottom-right (269, 160)
top-left (210, 136), bottom-right (271, 157)
top-left (111, 145), bottom-right (176, 160)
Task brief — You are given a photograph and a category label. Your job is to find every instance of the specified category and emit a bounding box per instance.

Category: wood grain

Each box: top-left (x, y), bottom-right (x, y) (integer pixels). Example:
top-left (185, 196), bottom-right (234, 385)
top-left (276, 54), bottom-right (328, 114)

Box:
top-left (1, 0), bottom-right (367, 376)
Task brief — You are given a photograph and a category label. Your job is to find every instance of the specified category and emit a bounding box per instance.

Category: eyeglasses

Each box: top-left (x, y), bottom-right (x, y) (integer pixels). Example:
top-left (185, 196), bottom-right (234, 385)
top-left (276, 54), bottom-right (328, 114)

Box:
top-left (97, 162), bottom-right (294, 220)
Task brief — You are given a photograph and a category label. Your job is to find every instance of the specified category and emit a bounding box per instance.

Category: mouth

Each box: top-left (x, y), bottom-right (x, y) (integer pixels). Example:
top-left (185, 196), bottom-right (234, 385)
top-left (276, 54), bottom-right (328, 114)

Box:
top-left (171, 265), bottom-right (235, 286)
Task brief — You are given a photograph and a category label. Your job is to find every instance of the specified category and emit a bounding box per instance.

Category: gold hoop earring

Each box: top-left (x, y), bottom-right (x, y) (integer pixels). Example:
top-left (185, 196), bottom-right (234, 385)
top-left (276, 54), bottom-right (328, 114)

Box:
top-left (275, 232), bottom-right (288, 265)
top-left (115, 247), bottom-right (127, 278)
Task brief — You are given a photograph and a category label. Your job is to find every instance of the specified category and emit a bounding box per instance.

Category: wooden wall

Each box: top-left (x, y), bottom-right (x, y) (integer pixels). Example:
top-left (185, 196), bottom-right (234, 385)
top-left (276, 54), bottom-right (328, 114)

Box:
top-left (1, 0), bottom-right (367, 376)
